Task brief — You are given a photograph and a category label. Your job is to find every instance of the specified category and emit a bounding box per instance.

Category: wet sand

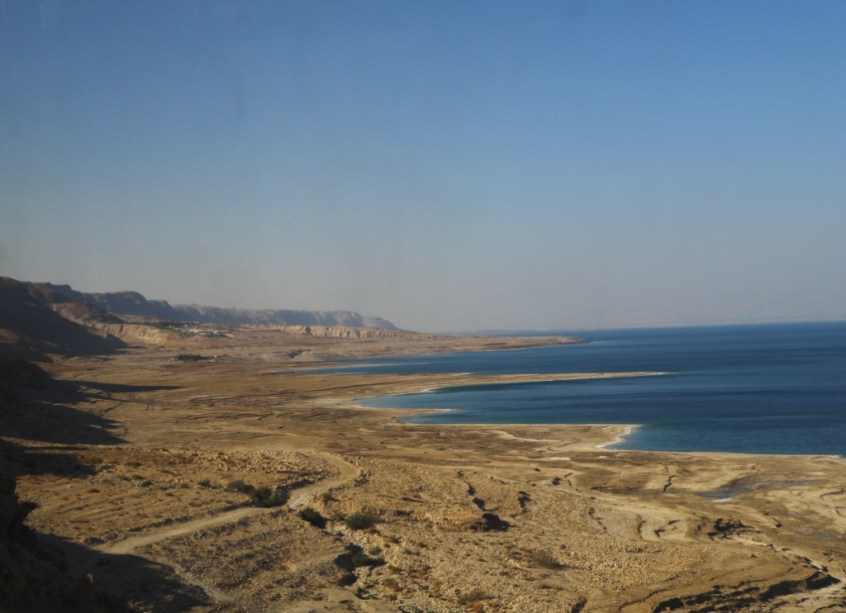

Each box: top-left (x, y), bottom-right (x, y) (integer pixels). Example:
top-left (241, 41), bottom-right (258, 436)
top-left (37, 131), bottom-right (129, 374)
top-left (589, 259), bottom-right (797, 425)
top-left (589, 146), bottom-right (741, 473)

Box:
top-left (7, 330), bottom-right (846, 611)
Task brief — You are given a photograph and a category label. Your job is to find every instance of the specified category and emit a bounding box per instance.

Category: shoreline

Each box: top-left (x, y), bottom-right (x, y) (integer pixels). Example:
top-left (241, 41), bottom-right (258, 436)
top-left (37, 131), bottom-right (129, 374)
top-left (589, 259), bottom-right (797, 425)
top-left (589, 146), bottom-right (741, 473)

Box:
top-left (345, 371), bottom-right (658, 453)
top-left (346, 370), bottom-right (844, 458)
top-left (7, 335), bottom-right (846, 611)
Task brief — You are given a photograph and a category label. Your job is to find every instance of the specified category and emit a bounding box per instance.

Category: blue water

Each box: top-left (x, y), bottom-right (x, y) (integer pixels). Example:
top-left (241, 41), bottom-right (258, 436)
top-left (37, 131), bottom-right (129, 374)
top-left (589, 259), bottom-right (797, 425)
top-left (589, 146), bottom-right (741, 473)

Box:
top-left (332, 322), bottom-right (846, 455)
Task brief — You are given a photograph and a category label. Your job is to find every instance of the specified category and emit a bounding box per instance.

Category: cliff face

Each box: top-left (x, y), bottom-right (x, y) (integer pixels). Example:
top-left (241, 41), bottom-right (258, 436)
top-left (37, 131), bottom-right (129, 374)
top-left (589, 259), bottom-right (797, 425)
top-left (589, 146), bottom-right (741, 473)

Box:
top-left (40, 283), bottom-right (397, 329)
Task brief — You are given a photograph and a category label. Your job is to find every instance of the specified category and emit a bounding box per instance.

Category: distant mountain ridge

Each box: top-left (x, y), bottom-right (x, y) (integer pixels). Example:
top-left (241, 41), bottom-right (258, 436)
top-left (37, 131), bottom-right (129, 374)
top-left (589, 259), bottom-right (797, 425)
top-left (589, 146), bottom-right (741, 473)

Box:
top-left (39, 283), bottom-right (397, 329)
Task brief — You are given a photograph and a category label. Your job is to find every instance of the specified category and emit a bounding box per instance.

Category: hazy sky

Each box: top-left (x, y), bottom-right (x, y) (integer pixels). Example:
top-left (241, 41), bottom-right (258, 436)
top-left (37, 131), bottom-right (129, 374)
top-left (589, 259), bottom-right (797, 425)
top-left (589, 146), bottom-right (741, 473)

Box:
top-left (2, 1), bottom-right (844, 332)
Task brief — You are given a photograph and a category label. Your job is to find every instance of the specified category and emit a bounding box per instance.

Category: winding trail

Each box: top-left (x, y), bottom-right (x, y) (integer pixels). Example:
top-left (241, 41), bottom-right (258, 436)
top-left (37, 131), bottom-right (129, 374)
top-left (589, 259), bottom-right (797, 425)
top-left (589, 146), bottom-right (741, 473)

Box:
top-left (102, 505), bottom-right (274, 555)
top-left (286, 451), bottom-right (360, 509)
top-left (72, 449), bottom-right (359, 580)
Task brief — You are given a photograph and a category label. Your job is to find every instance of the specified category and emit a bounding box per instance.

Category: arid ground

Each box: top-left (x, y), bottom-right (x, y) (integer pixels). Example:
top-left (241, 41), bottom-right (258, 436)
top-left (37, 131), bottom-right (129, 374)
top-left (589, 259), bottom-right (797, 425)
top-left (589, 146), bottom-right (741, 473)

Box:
top-left (4, 329), bottom-right (846, 612)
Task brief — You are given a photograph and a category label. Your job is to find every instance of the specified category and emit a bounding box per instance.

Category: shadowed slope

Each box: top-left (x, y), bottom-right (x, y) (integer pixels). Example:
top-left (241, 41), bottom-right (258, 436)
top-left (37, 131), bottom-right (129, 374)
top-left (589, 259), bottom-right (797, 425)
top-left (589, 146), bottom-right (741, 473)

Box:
top-left (0, 277), bottom-right (126, 361)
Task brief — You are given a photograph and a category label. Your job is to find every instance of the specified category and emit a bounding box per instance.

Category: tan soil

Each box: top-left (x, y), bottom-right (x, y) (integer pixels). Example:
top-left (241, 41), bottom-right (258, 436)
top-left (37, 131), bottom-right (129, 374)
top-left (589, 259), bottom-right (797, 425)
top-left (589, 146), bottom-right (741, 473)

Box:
top-left (6, 330), bottom-right (846, 612)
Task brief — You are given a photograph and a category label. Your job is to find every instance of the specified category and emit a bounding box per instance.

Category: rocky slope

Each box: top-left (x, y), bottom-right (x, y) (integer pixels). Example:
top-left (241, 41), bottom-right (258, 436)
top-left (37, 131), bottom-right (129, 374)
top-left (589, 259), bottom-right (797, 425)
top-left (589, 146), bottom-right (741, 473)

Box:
top-left (0, 473), bottom-right (127, 612)
top-left (0, 277), bottom-right (126, 360)
top-left (0, 355), bottom-right (126, 612)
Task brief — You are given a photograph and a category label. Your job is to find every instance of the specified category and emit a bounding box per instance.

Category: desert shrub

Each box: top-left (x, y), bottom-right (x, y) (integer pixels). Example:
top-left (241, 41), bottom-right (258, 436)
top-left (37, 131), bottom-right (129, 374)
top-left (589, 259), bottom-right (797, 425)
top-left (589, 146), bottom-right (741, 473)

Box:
top-left (344, 512), bottom-right (376, 530)
top-left (226, 479), bottom-right (255, 495)
top-left (298, 507), bottom-right (326, 528)
top-left (198, 479), bottom-right (212, 488)
top-left (226, 481), bottom-right (286, 507)
top-left (175, 354), bottom-right (205, 361)
top-left (350, 551), bottom-right (385, 568)
top-left (253, 485), bottom-right (272, 501)
top-left (253, 486), bottom-right (286, 507)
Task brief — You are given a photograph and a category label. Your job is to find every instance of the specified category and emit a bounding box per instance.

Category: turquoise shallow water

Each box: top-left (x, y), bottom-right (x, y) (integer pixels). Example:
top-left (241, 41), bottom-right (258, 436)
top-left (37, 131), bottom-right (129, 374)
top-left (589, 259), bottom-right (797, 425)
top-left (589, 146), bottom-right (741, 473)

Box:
top-left (328, 322), bottom-right (846, 455)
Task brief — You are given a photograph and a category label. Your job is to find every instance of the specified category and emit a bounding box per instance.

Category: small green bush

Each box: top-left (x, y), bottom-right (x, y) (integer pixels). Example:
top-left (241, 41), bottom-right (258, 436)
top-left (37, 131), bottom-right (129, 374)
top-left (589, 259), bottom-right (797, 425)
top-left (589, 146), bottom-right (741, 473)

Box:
top-left (344, 512), bottom-right (376, 530)
top-left (350, 551), bottom-right (385, 568)
top-left (226, 480), bottom-right (255, 495)
top-left (298, 507), bottom-right (326, 528)
top-left (253, 486), bottom-right (286, 507)
top-left (226, 480), bottom-right (285, 506)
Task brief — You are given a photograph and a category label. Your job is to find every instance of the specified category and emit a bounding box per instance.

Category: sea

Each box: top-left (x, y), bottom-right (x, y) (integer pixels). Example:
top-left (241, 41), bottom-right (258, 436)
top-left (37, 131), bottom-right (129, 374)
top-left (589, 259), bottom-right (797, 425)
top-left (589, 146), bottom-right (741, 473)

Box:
top-left (326, 322), bottom-right (846, 456)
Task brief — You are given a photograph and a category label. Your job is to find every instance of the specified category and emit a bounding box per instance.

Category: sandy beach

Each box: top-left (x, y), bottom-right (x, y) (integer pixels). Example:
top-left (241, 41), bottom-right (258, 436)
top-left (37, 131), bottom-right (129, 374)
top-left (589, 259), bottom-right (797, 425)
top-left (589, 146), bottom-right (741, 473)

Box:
top-left (5, 330), bottom-right (846, 611)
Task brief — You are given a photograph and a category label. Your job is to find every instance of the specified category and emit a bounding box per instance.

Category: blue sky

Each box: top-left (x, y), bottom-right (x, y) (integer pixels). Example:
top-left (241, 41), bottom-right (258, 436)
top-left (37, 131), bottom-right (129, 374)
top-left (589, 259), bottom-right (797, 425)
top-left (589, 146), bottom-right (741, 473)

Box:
top-left (2, 1), bottom-right (844, 331)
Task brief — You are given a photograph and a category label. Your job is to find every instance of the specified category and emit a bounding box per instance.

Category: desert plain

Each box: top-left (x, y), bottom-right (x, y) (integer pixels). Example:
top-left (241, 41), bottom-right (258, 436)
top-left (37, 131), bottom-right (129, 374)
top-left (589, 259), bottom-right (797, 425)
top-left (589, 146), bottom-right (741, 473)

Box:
top-left (4, 327), bottom-right (846, 612)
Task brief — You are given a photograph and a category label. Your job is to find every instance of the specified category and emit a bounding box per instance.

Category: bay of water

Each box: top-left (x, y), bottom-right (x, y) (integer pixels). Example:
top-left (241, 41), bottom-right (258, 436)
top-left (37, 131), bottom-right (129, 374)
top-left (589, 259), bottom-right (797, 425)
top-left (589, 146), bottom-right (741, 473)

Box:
top-left (329, 322), bottom-right (846, 455)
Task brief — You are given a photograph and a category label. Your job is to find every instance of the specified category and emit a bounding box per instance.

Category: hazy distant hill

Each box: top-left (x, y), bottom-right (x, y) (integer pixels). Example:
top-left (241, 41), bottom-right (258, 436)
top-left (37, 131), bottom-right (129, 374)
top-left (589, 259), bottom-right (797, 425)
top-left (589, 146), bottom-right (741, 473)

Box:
top-left (40, 283), bottom-right (397, 329)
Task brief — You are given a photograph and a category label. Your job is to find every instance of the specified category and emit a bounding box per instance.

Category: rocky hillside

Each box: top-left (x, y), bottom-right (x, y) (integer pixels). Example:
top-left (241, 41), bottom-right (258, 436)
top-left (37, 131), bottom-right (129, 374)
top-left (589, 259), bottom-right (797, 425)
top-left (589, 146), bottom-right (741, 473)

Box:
top-left (0, 276), bottom-right (412, 360)
top-left (0, 356), bottom-right (126, 611)
top-left (40, 283), bottom-right (396, 329)
top-left (0, 278), bottom-right (126, 360)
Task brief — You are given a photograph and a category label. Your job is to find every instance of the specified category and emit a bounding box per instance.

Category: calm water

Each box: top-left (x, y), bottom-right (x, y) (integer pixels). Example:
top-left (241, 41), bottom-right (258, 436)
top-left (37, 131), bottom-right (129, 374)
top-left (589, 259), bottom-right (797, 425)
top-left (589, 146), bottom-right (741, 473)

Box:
top-left (333, 322), bottom-right (846, 455)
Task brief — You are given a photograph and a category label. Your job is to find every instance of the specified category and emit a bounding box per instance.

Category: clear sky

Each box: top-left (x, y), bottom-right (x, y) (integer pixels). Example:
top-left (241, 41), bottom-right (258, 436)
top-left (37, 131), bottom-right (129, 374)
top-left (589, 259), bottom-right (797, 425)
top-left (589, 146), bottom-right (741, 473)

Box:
top-left (2, 1), bottom-right (844, 332)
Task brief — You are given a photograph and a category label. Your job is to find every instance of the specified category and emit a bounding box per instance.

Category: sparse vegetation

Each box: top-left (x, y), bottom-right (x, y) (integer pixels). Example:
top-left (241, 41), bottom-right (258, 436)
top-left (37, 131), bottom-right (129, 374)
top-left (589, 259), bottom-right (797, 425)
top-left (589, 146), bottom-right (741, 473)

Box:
top-left (226, 479), bottom-right (253, 494)
top-left (350, 551), bottom-right (385, 568)
top-left (226, 480), bottom-right (286, 507)
top-left (298, 506), bottom-right (326, 528)
top-left (253, 485), bottom-right (286, 507)
top-left (344, 511), bottom-right (376, 530)
top-left (175, 353), bottom-right (205, 362)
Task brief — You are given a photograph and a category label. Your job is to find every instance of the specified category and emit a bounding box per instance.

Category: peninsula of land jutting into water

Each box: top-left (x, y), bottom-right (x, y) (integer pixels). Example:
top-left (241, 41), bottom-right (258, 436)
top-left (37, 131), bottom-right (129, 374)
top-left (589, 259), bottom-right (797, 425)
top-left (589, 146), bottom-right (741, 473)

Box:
top-left (3, 292), bottom-right (846, 611)
top-left (347, 369), bottom-right (665, 436)
top-left (351, 322), bottom-right (846, 457)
